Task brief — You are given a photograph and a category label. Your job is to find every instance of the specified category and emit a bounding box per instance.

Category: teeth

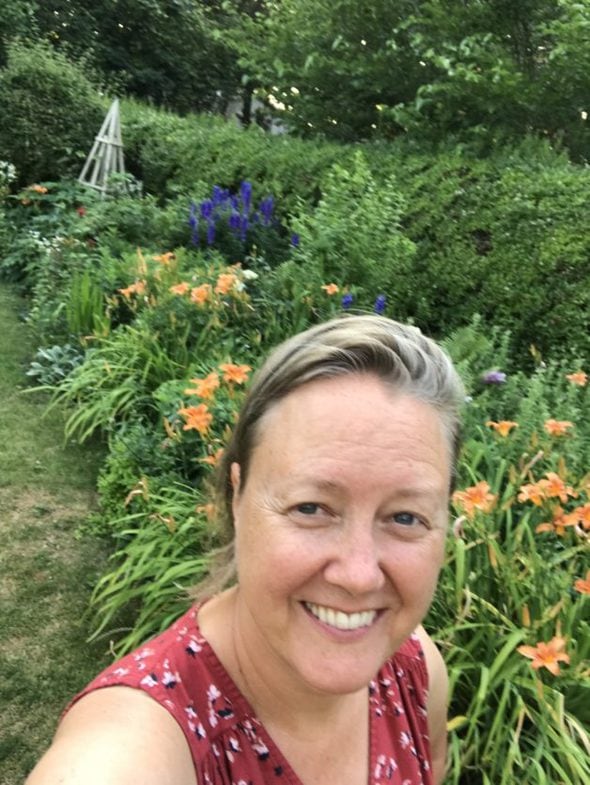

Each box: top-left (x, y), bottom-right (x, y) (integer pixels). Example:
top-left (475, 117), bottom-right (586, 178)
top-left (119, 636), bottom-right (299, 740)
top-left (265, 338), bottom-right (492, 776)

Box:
top-left (305, 602), bottom-right (376, 631)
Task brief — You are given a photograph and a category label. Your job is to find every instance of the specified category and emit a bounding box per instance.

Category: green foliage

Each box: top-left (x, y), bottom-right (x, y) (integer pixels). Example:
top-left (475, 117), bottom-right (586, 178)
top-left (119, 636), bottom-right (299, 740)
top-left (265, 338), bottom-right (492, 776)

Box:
top-left (287, 150), bottom-right (415, 307)
top-left (26, 343), bottom-right (85, 386)
top-left (0, 40), bottom-right (105, 184)
top-left (0, 0), bottom-right (37, 65)
top-left (234, 0), bottom-right (426, 140)
top-left (426, 349), bottom-right (590, 782)
top-left (88, 482), bottom-right (215, 655)
top-left (234, 0), bottom-right (590, 157)
top-left (121, 99), bottom-right (348, 216)
top-left (33, 0), bottom-right (241, 115)
top-left (389, 144), bottom-right (590, 365)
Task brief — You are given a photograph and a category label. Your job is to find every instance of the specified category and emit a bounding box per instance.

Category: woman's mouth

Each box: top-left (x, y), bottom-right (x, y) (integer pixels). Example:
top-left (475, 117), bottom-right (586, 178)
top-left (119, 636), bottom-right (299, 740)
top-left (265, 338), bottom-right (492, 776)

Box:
top-left (303, 602), bottom-right (378, 631)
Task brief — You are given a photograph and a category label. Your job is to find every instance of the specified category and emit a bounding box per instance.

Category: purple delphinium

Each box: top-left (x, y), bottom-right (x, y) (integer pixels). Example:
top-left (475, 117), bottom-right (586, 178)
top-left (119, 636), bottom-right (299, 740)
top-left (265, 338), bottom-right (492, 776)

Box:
top-left (239, 215), bottom-right (249, 242)
top-left (290, 233), bottom-right (300, 248)
top-left (341, 293), bottom-right (354, 310)
top-left (200, 199), bottom-right (213, 220)
top-left (189, 181), bottom-right (278, 249)
top-left (259, 195), bottom-right (274, 226)
top-left (240, 181), bottom-right (252, 211)
top-left (374, 294), bottom-right (387, 314)
top-left (228, 211), bottom-right (240, 232)
top-left (482, 370), bottom-right (507, 385)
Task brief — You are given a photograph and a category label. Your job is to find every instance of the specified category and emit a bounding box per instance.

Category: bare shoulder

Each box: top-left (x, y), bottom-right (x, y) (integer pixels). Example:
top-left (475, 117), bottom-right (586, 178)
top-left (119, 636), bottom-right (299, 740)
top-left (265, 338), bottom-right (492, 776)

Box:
top-left (414, 626), bottom-right (448, 691)
top-left (414, 626), bottom-right (449, 785)
top-left (25, 687), bottom-right (197, 785)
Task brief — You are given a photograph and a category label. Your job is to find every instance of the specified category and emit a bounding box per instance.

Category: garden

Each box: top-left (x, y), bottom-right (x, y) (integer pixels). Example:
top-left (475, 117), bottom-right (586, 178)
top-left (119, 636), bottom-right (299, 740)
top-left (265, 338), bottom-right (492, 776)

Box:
top-left (1, 3), bottom-right (589, 784)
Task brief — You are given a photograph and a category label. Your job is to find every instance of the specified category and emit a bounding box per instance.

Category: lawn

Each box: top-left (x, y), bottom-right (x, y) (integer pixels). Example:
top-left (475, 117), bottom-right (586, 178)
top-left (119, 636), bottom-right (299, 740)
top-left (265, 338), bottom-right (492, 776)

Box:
top-left (0, 282), bottom-right (110, 784)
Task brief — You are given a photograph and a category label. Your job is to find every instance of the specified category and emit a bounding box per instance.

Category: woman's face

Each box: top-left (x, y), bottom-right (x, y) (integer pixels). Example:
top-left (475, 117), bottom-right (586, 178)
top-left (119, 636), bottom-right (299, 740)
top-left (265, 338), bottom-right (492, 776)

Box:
top-left (231, 373), bottom-right (451, 696)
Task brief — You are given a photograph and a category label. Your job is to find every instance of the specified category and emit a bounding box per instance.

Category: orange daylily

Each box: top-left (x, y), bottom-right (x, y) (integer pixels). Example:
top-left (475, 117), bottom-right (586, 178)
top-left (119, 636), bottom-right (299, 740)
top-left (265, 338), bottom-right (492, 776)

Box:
top-left (30, 184), bottom-right (48, 194)
top-left (219, 363), bottom-right (252, 385)
top-left (568, 502), bottom-right (590, 531)
top-left (544, 419), bottom-right (574, 436)
top-left (184, 372), bottom-right (220, 400)
top-left (153, 252), bottom-right (175, 266)
top-left (169, 281), bottom-right (190, 296)
top-left (535, 506), bottom-right (578, 537)
top-left (574, 570), bottom-right (590, 594)
top-left (566, 371), bottom-right (587, 386)
top-left (190, 284), bottom-right (212, 305)
top-left (321, 283), bottom-right (340, 295)
top-left (486, 420), bottom-right (518, 437)
top-left (542, 472), bottom-right (577, 503)
top-left (518, 480), bottom-right (547, 506)
top-left (517, 636), bottom-right (570, 676)
top-left (452, 481), bottom-right (497, 520)
top-left (119, 280), bottom-right (147, 299)
top-left (199, 448), bottom-right (225, 467)
top-left (178, 404), bottom-right (213, 435)
top-left (215, 273), bottom-right (238, 295)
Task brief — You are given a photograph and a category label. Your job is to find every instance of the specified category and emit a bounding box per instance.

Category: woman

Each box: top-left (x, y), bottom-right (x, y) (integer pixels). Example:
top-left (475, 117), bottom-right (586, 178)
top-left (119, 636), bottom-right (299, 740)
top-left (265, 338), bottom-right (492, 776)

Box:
top-left (27, 315), bottom-right (464, 785)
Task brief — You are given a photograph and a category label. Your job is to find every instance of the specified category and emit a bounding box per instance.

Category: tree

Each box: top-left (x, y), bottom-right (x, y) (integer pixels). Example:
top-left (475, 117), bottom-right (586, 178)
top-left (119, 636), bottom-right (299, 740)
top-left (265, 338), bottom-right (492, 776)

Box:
top-left (235, 0), bottom-right (590, 158)
top-left (0, 0), bottom-right (38, 66)
top-left (32, 0), bottom-right (242, 114)
top-left (234, 0), bottom-right (431, 140)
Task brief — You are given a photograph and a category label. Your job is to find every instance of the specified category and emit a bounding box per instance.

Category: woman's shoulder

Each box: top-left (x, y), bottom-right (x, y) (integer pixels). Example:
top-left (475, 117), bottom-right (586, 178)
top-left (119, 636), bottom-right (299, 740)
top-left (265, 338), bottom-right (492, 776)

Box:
top-left (26, 686), bottom-right (197, 785)
top-left (67, 604), bottom-right (252, 748)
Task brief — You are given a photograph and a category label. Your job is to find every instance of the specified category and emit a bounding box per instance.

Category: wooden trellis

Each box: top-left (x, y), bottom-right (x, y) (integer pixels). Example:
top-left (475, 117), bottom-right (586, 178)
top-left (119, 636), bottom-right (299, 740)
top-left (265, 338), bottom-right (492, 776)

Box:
top-left (78, 99), bottom-right (126, 197)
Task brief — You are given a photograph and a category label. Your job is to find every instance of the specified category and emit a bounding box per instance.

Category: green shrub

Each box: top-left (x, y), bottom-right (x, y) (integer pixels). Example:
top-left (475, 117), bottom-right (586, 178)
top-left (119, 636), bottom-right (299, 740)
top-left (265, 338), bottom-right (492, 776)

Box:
top-left (383, 143), bottom-right (590, 367)
top-left (120, 99), bottom-right (352, 219)
top-left (286, 150), bottom-right (415, 308)
top-left (0, 40), bottom-right (105, 184)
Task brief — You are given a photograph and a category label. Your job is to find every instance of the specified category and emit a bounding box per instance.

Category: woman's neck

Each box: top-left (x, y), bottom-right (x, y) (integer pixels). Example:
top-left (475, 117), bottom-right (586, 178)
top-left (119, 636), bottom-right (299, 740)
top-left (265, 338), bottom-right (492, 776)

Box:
top-left (198, 588), bottom-right (367, 736)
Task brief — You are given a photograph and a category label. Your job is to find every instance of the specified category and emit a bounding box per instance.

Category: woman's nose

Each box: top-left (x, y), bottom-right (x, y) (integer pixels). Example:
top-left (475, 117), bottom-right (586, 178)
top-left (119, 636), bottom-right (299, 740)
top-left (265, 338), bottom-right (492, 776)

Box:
top-left (322, 523), bottom-right (386, 596)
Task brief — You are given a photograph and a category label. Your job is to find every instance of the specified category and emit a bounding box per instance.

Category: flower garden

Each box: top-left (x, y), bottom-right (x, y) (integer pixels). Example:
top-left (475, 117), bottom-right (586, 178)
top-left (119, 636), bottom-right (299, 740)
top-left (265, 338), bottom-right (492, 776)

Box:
top-left (1, 61), bottom-right (589, 784)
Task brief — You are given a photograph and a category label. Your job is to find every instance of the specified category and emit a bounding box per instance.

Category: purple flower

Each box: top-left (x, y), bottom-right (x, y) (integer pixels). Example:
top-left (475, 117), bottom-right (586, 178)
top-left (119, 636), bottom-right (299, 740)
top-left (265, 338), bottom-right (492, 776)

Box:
top-left (239, 215), bottom-right (249, 242)
top-left (206, 222), bottom-right (216, 246)
top-left (374, 294), bottom-right (387, 314)
top-left (228, 211), bottom-right (241, 232)
top-left (482, 370), bottom-right (507, 385)
top-left (290, 233), bottom-right (300, 248)
top-left (200, 199), bottom-right (213, 220)
top-left (341, 293), bottom-right (354, 310)
top-left (259, 196), bottom-right (274, 226)
top-left (240, 181), bottom-right (252, 210)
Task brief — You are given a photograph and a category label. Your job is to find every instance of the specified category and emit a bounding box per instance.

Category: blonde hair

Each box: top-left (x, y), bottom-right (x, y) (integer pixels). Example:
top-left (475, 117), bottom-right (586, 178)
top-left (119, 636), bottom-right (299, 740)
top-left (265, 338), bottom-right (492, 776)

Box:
top-left (192, 314), bottom-right (464, 600)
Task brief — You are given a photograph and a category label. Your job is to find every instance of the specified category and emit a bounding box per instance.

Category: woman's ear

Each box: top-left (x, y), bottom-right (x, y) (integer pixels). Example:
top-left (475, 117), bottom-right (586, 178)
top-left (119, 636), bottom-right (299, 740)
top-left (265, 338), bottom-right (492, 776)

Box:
top-left (230, 463), bottom-right (241, 523)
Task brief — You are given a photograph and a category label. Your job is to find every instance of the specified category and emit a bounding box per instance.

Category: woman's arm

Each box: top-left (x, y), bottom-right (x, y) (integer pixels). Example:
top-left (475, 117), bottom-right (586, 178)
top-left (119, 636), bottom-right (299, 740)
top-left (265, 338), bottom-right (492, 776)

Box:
top-left (25, 687), bottom-right (197, 785)
top-left (415, 625), bottom-right (449, 785)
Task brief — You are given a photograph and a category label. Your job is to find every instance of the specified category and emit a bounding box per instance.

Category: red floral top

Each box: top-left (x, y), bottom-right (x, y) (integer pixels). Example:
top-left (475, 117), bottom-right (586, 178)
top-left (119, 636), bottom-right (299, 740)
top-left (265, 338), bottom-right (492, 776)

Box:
top-left (69, 606), bottom-right (433, 784)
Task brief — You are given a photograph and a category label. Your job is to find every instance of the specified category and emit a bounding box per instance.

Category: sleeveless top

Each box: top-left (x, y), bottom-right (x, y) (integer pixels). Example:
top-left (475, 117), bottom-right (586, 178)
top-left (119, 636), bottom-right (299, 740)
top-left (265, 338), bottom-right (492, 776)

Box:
top-left (68, 605), bottom-right (433, 785)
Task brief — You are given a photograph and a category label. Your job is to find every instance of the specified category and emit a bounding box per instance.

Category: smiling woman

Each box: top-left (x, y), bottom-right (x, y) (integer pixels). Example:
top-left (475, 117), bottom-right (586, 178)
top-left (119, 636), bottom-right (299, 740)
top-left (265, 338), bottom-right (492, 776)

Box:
top-left (26, 315), bottom-right (465, 785)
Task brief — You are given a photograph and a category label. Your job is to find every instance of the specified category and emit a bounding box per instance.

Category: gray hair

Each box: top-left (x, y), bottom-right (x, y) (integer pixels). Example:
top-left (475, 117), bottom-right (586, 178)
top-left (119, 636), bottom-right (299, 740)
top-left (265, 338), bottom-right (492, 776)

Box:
top-left (192, 314), bottom-right (464, 600)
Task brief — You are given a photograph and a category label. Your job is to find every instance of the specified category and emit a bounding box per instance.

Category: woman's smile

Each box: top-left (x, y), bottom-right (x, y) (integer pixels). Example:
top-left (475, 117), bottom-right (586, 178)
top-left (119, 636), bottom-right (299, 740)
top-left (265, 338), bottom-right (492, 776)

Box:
top-left (302, 601), bottom-right (380, 632)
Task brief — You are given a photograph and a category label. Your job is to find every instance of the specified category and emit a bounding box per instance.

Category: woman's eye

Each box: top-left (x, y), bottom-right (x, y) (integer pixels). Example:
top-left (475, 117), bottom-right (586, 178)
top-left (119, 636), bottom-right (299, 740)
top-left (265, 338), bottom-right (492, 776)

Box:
top-left (295, 502), bottom-right (320, 515)
top-left (392, 512), bottom-right (423, 527)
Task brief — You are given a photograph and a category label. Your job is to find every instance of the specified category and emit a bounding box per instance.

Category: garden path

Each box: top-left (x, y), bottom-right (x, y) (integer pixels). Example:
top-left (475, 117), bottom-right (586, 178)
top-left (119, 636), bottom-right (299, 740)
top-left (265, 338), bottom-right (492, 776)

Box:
top-left (0, 282), bottom-right (109, 785)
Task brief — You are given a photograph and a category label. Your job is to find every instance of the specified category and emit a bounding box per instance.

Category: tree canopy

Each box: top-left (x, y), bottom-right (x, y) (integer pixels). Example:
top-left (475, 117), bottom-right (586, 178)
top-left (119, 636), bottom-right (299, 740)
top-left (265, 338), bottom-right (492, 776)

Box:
top-left (1, 0), bottom-right (589, 157)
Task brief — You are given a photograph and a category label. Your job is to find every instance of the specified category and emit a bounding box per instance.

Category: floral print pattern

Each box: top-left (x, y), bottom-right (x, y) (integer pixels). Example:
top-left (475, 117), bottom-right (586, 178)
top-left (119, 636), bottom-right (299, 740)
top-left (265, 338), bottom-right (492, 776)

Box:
top-left (69, 607), bottom-right (433, 784)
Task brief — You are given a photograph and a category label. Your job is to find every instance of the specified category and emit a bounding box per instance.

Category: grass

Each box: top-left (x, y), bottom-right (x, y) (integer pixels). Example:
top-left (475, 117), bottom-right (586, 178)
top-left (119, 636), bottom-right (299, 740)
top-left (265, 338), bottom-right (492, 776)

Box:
top-left (0, 282), bottom-right (110, 785)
